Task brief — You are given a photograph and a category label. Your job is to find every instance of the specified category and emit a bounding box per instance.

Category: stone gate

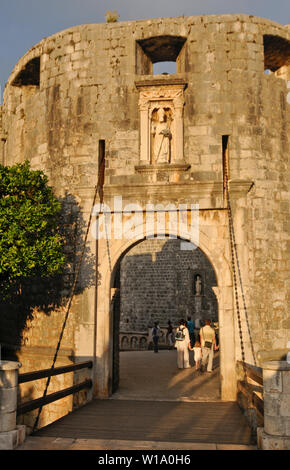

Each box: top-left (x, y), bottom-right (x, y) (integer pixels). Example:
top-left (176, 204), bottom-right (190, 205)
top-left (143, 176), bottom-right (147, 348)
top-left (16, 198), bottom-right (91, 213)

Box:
top-left (0, 14), bottom-right (289, 430)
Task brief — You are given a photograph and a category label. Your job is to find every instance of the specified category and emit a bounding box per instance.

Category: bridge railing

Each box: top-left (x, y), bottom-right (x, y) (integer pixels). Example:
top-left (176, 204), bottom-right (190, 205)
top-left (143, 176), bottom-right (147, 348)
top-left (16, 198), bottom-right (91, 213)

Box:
top-left (236, 361), bottom-right (264, 433)
top-left (17, 361), bottom-right (93, 416)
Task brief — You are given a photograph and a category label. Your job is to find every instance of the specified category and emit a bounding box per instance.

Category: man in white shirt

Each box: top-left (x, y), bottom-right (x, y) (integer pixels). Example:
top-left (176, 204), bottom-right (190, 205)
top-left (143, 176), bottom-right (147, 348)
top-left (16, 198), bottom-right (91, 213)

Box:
top-left (199, 320), bottom-right (217, 372)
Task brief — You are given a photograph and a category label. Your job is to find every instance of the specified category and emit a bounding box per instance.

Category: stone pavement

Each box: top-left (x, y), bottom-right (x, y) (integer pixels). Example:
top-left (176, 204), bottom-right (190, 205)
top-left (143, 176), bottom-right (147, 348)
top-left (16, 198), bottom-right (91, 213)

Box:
top-left (112, 349), bottom-right (221, 402)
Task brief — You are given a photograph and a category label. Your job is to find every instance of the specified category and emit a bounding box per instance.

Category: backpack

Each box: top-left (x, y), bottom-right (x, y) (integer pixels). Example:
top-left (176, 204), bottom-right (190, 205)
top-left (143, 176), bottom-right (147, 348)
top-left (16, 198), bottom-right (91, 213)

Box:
top-left (175, 328), bottom-right (185, 341)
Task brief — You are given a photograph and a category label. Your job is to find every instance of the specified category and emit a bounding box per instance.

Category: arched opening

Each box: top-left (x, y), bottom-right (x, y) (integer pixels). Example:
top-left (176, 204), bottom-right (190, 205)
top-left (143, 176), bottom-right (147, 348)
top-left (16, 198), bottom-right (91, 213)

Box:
top-left (95, 223), bottom-right (236, 402)
top-left (12, 57), bottom-right (40, 87)
top-left (263, 35), bottom-right (290, 81)
top-left (110, 237), bottom-right (221, 400)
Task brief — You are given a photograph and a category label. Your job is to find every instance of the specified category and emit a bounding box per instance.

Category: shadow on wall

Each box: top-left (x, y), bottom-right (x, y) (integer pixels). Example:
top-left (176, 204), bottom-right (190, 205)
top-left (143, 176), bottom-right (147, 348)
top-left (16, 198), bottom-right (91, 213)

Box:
top-left (0, 193), bottom-right (96, 361)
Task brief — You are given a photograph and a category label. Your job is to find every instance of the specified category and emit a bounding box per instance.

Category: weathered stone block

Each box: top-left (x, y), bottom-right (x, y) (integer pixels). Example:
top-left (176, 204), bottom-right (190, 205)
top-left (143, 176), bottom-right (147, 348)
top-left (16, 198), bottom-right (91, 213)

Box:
top-left (257, 427), bottom-right (290, 450)
top-left (0, 429), bottom-right (18, 450)
top-left (263, 369), bottom-right (283, 393)
top-left (0, 387), bottom-right (18, 413)
top-left (280, 395), bottom-right (290, 417)
top-left (0, 411), bottom-right (16, 433)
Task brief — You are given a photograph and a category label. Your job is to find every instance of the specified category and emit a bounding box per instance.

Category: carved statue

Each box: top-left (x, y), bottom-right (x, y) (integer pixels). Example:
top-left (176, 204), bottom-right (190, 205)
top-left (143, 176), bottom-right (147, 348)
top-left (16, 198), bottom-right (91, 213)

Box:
top-left (195, 275), bottom-right (202, 296)
top-left (151, 108), bottom-right (172, 163)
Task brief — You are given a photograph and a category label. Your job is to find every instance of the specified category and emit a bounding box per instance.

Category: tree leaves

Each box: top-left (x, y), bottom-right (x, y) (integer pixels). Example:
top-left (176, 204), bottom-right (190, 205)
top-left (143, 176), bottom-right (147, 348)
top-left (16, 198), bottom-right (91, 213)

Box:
top-left (0, 162), bottom-right (65, 298)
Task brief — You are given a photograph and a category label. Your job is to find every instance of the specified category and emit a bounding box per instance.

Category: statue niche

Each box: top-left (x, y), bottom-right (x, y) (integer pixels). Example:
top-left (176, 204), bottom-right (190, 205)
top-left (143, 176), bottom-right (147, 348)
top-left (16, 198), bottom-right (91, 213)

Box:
top-left (194, 274), bottom-right (203, 296)
top-left (151, 107), bottom-right (173, 164)
top-left (136, 82), bottom-right (187, 168)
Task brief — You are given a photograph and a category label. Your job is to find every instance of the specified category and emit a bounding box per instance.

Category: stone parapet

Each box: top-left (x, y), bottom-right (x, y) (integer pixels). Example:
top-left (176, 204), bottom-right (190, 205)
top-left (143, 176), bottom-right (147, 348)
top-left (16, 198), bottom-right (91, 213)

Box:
top-left (0, 361), bottom-right (26, 449)
top-left (258, 360), bottom-right (290, 450)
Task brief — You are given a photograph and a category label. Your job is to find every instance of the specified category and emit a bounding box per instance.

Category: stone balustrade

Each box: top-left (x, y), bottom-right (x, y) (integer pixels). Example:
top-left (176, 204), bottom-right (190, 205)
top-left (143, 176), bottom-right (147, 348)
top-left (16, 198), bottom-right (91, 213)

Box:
top-left (119, 327), bottom-right (170, 351)
top-left (0, 361), bottom-right (26, 449)
top-left (257, 360), bottom-right (290, 450)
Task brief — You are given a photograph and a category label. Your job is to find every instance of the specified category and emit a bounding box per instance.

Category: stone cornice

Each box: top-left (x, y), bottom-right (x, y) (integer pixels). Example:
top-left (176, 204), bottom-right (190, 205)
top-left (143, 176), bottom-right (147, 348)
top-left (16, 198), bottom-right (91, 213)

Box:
top-left (103, 179), bottom-right (254, 202)
top-left (135, 77), bottom-right (187, 89)
top-left (135, 163), bottom-right (190, 173)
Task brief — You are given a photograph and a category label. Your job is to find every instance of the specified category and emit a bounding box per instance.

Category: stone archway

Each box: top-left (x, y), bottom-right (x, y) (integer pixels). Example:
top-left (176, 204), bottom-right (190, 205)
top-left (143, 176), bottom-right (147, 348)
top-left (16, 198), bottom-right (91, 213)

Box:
top-left (95, 226), bottom-right (236, 402)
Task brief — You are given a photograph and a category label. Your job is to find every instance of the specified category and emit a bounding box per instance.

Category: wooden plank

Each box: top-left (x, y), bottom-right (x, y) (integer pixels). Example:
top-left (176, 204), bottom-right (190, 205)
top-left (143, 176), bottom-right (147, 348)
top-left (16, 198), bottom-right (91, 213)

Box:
top-left (238, 381), bottom-right (264, 416)
top-left (245, 368), bottom-right (263, 386)
top-left (17, 380), bottom-right (92, 415)
top-left (34, 400), bottom-right (253, 445)
top-left (237, 361), bottom-right (263, 385)
top-left (18, 361), bottom-right (93, 384)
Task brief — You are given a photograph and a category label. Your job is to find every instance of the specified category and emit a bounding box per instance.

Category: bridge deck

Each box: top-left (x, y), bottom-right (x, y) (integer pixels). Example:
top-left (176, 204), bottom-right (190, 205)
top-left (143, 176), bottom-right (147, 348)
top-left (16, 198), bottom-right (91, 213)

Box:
top-left (33, 399), bottom-right (253, 446)
top-left (19, 351), bottom-right (255, 449)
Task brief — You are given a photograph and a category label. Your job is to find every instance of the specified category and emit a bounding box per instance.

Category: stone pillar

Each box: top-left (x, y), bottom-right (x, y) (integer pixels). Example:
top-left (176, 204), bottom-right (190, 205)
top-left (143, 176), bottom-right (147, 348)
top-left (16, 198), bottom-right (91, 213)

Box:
top-left (139, 107), bottom-right (150, 164)
top-left (172, 105), bottom-right (184, 163)
top-left (257, 361), bottom-right (290, 450)
top-left (0, 361), bottom-right (25, 449)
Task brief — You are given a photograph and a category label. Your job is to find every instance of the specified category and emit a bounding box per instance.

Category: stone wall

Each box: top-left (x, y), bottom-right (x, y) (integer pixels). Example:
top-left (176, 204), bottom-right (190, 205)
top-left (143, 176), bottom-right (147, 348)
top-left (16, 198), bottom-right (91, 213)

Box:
top-left (120, 238), bottom-right (217, 331)
top-left (0, 105), bottom-right (5, 164)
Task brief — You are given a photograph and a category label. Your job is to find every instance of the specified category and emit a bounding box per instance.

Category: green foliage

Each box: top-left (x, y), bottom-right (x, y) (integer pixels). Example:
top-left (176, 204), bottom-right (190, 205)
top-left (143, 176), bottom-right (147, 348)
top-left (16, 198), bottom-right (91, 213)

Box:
top-left (0, 162), bottom-right (65, 298)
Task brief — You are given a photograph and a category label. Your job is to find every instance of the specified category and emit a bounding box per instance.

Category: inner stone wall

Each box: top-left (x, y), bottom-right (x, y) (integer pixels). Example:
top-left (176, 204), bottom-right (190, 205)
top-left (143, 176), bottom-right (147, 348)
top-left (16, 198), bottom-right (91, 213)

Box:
top-left (120, 238), bottom-right (218, 331)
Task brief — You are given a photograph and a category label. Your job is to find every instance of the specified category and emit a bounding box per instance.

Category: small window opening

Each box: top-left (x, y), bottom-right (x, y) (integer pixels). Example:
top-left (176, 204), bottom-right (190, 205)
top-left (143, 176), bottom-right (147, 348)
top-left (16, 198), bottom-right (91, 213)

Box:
top-left (98, 140), bottom-right (105, 200)
top-left (12, 57), bottom-right (40, 87)
top-left (263, 35), bottom-right (290, 81)
top-left (222, 135), bottom-right (229, 202)
top-left (136, 36), bottom-right (186, 75)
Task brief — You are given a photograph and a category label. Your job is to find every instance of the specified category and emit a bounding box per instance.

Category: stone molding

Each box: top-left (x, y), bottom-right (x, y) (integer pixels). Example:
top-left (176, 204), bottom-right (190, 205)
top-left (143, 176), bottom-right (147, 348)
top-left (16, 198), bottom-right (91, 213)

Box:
top-left (104, 179), bottom-right (253, 204)
top-left (135, 162), bottom-right (190, 173)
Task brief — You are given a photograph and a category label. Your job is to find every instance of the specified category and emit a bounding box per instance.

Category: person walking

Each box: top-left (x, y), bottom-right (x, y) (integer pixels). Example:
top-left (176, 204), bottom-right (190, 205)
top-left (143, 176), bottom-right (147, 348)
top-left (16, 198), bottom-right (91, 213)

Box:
top-left (199, 319), bottom-right (217, 372)
top-left (152, 321), bottom-right (160, 353)
top-left (187, 316), bottom-right (195, 347)
top-left (189, 340), bottom-right (202, 371)
top-left (175, 319), bottom-right (191, 369)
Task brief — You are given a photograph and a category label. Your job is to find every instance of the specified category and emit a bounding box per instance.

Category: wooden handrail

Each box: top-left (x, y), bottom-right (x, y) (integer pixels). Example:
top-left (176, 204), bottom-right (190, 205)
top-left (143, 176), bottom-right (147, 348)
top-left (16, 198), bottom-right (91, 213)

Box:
top-left (237, 380), bottom-right (264, 417)
top-left (18, 361), bottom-right (93, 384)
top-left (17, 379), bottom-right (92, 415)
top-left (237, 361), bottom-right (263, 385)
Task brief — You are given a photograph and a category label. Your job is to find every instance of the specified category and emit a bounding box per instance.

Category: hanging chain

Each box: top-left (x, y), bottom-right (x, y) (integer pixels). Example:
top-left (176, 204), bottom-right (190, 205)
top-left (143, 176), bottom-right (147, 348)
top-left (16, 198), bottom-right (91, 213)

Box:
top-left (225, 179), bottom-right (246, 364)
top-left (224, 147), bottom-right (256, 368)
top-left (104, 207), bottom-right (113, 274)
top-left (33, 156), bottom-right (106, 432)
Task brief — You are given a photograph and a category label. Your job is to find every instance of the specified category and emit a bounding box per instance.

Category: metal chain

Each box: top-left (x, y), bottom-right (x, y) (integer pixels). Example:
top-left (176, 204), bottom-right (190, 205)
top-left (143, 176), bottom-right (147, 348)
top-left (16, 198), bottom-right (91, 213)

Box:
top-left (224, 154), bottom-right (256, 366)
top-left (104, 207), bottom-right (113, 274)
top-left (224, 152), bottom-right (257, 372)
top-left (33, 157), bottom-right (105, 432)
top-left (225, 180), bottom-right (246, 364)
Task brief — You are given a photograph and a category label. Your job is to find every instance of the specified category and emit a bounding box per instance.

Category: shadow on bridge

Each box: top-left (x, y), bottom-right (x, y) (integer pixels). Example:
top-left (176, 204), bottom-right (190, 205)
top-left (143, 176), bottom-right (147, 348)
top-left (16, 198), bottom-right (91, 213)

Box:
top-left (112, 349), bottom-right (220, 402)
